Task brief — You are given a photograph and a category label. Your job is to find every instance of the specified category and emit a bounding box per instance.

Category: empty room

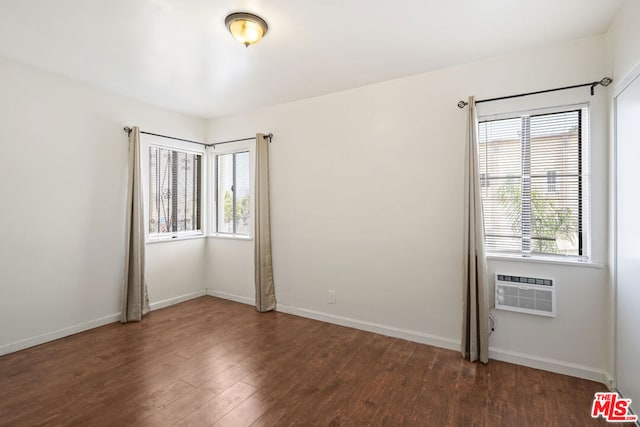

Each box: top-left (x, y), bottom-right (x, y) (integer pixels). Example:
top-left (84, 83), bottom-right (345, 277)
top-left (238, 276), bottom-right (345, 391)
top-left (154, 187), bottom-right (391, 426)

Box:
top-left (1, 0), bottom-right (639, 425)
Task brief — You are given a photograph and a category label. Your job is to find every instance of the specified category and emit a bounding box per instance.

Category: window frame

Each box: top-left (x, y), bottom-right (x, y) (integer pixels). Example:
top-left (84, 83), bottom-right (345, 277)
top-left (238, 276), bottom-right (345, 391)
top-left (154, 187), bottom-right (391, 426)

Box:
top-left (208, 141), bottom-right (255, 240)
top-left (141, 135), bottom-right (207, 243)
top-left (478, 103), bottom-right (591, 262)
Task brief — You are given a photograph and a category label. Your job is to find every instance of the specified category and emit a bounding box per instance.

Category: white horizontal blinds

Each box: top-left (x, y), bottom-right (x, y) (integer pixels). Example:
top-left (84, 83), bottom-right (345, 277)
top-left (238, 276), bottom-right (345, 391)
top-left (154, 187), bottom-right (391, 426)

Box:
top-left (149, 147), bottom-right (201, 235)
top-left (478, 117), bottom-right (523, 253)
top-left (216, 151), bottom-right (250, 235)
top-left (529, 110), bottom-right (581, 256)
top-left (478, 109), bottom-right (583, 256)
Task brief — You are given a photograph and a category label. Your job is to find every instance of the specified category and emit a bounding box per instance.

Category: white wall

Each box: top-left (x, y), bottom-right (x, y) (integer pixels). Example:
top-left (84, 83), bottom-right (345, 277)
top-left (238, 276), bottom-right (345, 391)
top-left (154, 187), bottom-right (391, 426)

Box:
top-left (0, 58), bottom-right (207, 355)
top-left (207, 35), bottom-right (612, 381)
top-left (607, 0), bottom-right (640, 84)
top-left (606, 0), bottom-right (640, 397)
top-left (612, 75), bottom-right (640, 412)
top-left (0, 27), bottom-right (618, 383)
top-left (477, 78), bottom-right (611, 381)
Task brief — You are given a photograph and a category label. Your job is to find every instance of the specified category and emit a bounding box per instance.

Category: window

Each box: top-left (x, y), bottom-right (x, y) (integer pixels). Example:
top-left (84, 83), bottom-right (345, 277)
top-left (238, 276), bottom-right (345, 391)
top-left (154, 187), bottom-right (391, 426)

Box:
top-left (215, 151), bottom-right (251, 235)
top-left (546, 170), bottom-right (558, 193)
top-left (480, 173), bottom-right (489, 188)
top-left (478, 107), bottom-right (588, 258)
top-left (149, 146), bottom-right (202, 237)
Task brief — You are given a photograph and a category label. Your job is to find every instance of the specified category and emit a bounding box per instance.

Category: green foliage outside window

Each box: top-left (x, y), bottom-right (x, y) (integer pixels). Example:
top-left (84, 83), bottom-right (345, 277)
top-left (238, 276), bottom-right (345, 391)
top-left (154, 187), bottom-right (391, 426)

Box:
top-left (224, 191), bottom-right (250, 226)
top-left (498, 180), bottom-right (576, 254)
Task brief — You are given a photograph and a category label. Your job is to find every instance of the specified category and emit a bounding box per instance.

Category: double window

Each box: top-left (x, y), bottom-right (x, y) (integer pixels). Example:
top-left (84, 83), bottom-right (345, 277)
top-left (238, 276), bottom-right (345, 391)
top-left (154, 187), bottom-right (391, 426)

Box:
top-left (145, 137), bottom-right (252, 240)
top-left (478, 106), bottom-right (589, 259)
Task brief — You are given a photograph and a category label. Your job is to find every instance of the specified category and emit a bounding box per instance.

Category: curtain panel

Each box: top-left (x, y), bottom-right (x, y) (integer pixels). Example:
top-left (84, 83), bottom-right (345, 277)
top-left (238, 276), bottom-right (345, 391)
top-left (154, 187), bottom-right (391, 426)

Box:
top-left (462, 97), bottom-right (489, 363)
top-left (121, 126), bottom-right (150, 322)
top-left (254, 133), bottom-right (276, 312)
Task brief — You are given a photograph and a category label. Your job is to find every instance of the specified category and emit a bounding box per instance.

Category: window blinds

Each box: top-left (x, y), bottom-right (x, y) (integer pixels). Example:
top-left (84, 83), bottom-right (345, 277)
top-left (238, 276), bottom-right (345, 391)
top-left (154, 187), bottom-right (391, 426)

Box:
top-left (478, 109), bottom-right (584, 257)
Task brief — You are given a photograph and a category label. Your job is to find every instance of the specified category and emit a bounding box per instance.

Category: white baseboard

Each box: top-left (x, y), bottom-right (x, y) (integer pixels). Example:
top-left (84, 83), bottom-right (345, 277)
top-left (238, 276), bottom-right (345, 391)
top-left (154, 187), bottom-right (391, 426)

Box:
top-left (0, 289), bottom-right (207, 357)
top-left (605, 373), bottom-right (616, 390)
top-left (488, 347), bottom-right (608, 384)
top-left (7, 288), bottom-right (605, 385)
top-left (276, 303), bottom-right (460, 352)
top-left (207, 289), bottom-right (608, 384)
top-left (206, 289), bottom-right (255, 306)
top-left (0, 312), bottom-right (120, 357)
top-left (149, 289), bottom-right (207, 311)
top-left (205, 289), bottom-right (458, 351)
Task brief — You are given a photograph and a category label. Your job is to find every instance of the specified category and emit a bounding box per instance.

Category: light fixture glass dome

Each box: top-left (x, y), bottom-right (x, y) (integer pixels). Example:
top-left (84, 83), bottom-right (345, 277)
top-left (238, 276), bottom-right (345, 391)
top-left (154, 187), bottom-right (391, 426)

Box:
top-left (225, 13), bottom-right (268, 47)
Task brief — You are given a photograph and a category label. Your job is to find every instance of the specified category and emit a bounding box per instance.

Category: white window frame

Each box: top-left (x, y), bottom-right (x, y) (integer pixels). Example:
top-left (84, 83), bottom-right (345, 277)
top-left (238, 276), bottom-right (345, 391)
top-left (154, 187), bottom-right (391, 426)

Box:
top-left (208, 141), bottom-right (255, 240)
top-left (141, 134), bottom-right (207, 243)
top-left (478, 103), bottom-right (591, 262)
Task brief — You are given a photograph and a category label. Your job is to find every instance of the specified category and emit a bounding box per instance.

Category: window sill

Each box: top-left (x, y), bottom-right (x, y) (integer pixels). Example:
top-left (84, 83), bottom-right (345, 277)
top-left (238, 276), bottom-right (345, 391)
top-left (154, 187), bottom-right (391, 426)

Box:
top-left (486, 253), bottom-right (604, 269)
top-left (209, 233), bottom-right (253, 241)
top-left (146, 233), bottom-right (205, 244)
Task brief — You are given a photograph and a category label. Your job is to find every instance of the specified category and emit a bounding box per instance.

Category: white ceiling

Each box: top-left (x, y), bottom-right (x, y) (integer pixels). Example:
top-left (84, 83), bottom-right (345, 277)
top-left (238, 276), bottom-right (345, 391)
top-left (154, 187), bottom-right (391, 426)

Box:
top-left (0, 0), bottom-right (624, 118)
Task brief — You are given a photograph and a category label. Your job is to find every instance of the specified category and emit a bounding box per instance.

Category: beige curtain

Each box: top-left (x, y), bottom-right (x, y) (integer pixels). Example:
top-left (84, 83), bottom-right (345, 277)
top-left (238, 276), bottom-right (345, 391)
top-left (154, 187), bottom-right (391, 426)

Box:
top-left (462, 97), bottom-right (489, 363)
top-left (120, 126), bottom-right (150, 322)
top-left (254, 133), bottom-right (276, 312)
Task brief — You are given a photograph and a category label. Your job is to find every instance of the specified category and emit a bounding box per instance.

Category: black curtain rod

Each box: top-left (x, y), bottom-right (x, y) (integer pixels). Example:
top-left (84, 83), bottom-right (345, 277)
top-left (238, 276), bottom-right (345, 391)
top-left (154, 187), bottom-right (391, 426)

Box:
top-left (123, 127), bottom-right (207, 146)
top-left (211, 133), bottom-right (273, 146)
top-left (457, 77), bottom-right (613, 108)
top-left (123, 127), bottom-right (273, 147)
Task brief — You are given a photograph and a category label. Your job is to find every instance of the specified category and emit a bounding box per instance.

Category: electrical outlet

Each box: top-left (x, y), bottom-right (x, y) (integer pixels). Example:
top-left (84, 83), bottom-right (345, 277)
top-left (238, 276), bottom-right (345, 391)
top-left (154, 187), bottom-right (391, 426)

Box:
top-left (328, 290), bottom-right (336, 304)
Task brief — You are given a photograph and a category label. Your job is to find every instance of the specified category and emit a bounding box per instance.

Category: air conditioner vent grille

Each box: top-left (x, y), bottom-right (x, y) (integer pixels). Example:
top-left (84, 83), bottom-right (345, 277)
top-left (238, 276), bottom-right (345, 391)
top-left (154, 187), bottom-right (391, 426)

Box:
top-left (495, 274), bottom-right (556, 317)
top-left (497, 274), bottom-right (553, 286)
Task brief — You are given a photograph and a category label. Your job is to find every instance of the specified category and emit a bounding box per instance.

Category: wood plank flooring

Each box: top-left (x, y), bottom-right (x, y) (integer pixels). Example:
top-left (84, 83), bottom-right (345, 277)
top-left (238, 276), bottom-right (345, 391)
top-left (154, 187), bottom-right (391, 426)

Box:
top-left (0, 296), bottom-right (608, 426)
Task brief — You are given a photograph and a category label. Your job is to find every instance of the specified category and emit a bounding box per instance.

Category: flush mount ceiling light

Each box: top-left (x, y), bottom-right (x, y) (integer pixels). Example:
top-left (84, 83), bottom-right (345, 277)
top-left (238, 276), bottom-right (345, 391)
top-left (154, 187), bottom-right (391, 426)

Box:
top-left (225, 12), bottom-right (268, 47)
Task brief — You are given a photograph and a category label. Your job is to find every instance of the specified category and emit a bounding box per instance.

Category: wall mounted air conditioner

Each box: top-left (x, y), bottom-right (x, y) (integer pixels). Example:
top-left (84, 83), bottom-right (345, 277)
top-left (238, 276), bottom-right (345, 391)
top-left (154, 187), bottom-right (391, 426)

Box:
top-left (495, 274), bottom-right (556, 317)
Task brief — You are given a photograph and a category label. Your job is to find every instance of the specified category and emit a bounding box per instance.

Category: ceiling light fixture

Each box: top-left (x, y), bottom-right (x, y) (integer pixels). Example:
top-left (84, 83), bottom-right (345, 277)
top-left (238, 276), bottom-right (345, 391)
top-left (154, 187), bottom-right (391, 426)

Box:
top-left (225, 12), bottom-right (268, 47)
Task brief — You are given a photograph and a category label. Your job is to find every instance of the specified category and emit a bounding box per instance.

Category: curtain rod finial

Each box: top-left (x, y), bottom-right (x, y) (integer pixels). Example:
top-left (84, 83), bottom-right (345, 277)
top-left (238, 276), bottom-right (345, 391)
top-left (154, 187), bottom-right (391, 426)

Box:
top-left (458, 101), bottom-right (468, 108)
top-left (600, 77), bottom-right (613, 87)
top-left (123, 126), bottom-right (132, 135)
top-left (591, 76), bottom-right (613, 95)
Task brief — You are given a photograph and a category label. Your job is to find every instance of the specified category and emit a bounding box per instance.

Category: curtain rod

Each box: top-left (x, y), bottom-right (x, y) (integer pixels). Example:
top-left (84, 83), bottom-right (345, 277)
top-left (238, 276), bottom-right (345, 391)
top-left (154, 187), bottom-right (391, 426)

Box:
top-left (123, 127), bottom-right (273, 148)
top-left (211, 133), bottom-right (273, 146)
top-left (457, 77), bottom-right (613, 108)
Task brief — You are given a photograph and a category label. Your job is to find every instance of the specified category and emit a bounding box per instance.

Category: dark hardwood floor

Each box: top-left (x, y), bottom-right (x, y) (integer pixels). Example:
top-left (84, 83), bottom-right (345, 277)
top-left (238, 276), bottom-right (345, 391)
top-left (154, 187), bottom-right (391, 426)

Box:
top-left (0, 296), bottom-right (607, 426)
